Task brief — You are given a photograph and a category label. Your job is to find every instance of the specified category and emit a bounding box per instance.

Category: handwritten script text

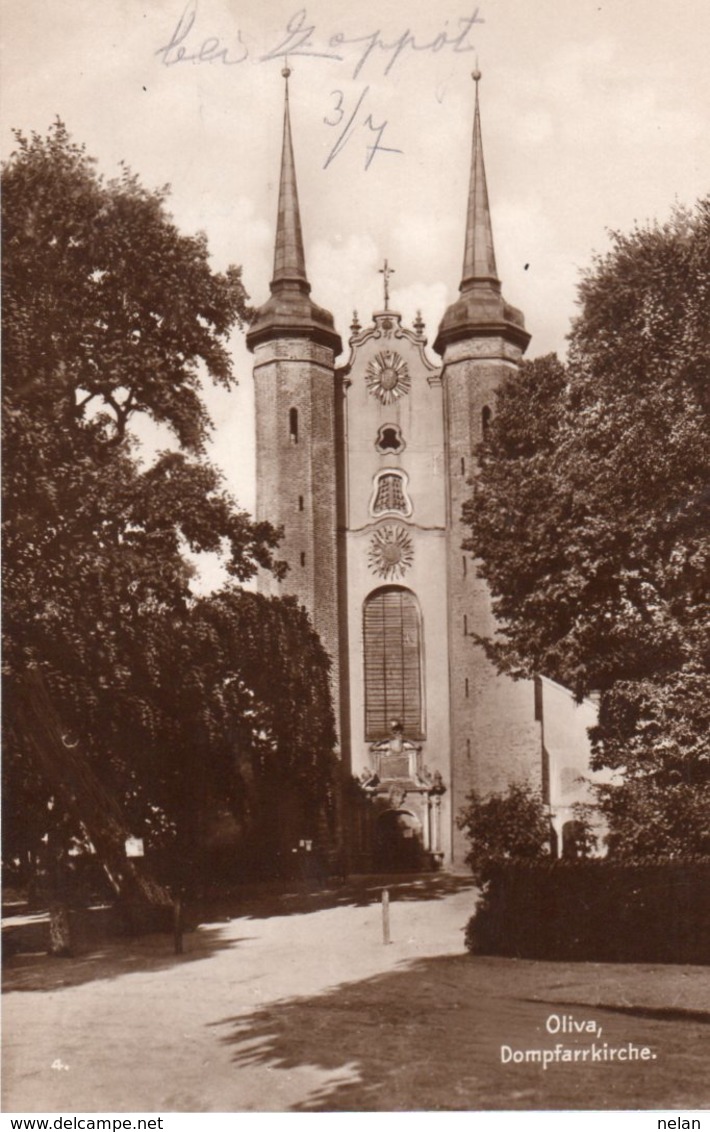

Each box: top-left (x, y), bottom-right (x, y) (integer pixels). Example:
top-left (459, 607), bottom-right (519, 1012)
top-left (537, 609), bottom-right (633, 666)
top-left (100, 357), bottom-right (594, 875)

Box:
top-left (156, 4), bottom-right (484, 79)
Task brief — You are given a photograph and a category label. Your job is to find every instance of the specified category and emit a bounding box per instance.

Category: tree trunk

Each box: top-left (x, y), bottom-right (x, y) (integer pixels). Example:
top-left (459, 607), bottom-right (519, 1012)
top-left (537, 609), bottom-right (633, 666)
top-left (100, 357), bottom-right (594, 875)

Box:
top-left (17, 669), bottom-right (172, 915)
top-left (47, 829), bottom-right (72, 958)
top-left (48, 902), bottom-right (72, 957)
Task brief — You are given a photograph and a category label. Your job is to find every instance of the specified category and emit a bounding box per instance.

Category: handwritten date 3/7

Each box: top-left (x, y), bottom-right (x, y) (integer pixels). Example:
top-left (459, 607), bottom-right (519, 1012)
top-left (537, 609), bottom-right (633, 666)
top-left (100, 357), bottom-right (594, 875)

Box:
top-left (324, 88), bottom-right (402, 171)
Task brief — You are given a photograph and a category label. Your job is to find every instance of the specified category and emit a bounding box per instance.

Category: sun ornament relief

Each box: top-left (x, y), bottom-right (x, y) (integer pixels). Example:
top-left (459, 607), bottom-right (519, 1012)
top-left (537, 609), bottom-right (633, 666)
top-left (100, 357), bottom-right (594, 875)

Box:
top-left (365, 350), bottom-right (411, 405)
top-left (368, 525), bottom-right (414, 580)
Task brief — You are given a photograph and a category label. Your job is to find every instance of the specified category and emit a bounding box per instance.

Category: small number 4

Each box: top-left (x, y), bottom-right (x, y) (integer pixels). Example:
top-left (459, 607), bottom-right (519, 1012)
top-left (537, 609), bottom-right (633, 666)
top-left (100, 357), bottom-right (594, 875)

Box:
top-left (51, 1059), bottom-right (69, 1071)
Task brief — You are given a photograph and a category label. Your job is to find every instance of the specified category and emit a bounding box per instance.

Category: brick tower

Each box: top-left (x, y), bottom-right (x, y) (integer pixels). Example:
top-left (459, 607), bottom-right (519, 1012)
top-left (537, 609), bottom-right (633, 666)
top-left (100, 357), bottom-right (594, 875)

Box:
top-left (433, 71), bottom-right (540, 862)
top-left (246, 67), bottom-right (342, 714)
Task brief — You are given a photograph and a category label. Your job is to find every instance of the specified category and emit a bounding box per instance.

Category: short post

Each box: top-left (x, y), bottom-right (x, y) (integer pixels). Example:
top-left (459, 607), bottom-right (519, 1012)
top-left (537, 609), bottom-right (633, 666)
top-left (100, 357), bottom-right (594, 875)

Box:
top-left (382, 888), bottom-right (391, 945)
top-left (173, 895), bottom-right (184, 955)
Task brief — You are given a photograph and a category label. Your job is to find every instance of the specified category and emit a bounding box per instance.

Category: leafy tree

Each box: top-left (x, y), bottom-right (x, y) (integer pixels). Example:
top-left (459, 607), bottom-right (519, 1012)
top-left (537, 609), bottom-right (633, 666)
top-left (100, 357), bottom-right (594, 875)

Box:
top-left (463, 199), bottom-right (710, 856)
top-left (2, 122), bottom-right (336, 900)
top-left (457, 783), bottom-right (550, 885)
top-left (152, 590), bottom-right (338, 880)
top-left (3, 120), bottom-right (246, 453)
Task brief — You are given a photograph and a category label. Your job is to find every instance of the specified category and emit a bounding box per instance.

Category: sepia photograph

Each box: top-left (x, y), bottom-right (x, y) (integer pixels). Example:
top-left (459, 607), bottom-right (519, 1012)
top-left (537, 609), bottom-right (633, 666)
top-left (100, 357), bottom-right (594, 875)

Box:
top-left (2, 0), bottom-right (709, 1122)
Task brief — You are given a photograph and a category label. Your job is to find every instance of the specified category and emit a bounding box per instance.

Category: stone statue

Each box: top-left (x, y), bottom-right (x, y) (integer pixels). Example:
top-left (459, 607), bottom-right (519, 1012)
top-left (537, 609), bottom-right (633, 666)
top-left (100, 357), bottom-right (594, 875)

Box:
top-left (369, 719), bottom-right (421, 781)
top-left (370, 718), bottom-right (421, 757)
top-left (359, 766), bottom-right (380, 793)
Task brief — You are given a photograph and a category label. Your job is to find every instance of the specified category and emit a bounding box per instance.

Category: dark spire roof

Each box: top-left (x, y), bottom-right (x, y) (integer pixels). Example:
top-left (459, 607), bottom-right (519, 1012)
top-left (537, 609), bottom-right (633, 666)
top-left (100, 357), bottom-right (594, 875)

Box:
top-left (247, 68), bottom-right (341, 354)
top-left (434, 71), bottom-right (529, 356)
top-left (271, 66), bottom-right (308, 289)
top-left (461, 69), bottom-right (499, 290)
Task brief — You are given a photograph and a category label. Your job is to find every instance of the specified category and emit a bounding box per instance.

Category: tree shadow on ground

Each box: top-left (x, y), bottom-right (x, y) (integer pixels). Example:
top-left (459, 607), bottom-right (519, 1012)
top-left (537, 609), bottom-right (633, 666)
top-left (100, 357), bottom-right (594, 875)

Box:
top-left (2, 875), bottom-right (474, 996)
top-left (2, 921), bottom-right (242, 994)
top-left (211, 953), bottom-right (710, 1112)
top-left (204, 873), bottom-right (476, 923)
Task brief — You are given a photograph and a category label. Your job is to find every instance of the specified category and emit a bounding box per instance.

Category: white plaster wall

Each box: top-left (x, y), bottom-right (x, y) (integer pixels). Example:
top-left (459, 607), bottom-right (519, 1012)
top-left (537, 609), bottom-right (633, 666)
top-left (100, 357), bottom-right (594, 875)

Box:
top-left (540, 676), bottom-right (602, 810)
top-left (341, 319), bottom-right (445, 535)
top-left (345, 528), bottom-right (451, 775)
top-left (539, 675), bottom-right (617, 854)
top-left (339, 313), bottom-right (453, 855)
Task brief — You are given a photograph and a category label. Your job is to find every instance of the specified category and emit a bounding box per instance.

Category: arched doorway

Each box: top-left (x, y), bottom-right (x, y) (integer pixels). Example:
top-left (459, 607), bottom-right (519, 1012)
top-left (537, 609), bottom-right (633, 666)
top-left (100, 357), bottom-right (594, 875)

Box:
top-left (375, 809), bottom-right (424, 872)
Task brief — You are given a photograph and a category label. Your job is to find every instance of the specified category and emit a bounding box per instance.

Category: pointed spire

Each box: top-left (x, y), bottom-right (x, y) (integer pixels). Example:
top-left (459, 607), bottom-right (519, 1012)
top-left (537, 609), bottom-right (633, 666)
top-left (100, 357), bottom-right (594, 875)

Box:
top-left (272, 65), bottom-right (309, 292)
top-left (433, 69), bottom-right (529, 357)
top-left (246, 68), bottom-right (341, 355)
top-left (461, 70), bottom-right (499, 292)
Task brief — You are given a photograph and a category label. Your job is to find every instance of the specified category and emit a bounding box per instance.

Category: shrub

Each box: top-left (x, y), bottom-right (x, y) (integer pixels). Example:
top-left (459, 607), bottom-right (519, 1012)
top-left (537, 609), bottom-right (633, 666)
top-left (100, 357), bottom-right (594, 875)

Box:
top-left (457, 782), bottom-right (550, 885)
top-left (465, 859), bottom-right (710, 963)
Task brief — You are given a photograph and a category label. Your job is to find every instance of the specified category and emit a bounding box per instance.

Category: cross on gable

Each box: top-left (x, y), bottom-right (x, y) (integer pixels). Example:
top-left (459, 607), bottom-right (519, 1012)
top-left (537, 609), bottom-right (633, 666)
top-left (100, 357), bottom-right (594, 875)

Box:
top-left (379, 259), bottom-right (395, 311)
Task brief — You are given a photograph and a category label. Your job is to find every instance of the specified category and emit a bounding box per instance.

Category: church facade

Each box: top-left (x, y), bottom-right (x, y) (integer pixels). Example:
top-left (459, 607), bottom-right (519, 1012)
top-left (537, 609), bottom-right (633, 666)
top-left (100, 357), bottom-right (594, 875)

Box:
top-left (246, 69), bottom-right (540, 868)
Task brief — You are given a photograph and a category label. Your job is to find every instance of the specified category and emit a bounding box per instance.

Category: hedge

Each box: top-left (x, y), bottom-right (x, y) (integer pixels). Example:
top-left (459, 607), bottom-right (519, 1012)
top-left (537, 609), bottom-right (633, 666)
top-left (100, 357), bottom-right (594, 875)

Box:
top-left (465, 859), bottom-right (710, 964)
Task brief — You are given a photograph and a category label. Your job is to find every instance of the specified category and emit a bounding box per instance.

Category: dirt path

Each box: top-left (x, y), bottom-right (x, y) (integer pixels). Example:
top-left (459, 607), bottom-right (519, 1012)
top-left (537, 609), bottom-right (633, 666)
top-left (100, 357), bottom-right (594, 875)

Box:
top-left (3, 877), bottom-right (709, 1112)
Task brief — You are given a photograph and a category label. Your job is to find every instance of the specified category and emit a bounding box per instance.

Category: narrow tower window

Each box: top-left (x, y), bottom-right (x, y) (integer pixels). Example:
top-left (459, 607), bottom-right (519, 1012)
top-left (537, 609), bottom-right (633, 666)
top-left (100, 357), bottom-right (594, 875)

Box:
top-left (289, 407), bottom-right (299, 444)
top-left (300, 551), bottom-right (306, 567)
top-left (482, 405), bottom-right (492, 435)
top-left (462, 555), bottom-right (467, 578)
top-left (466, 739), bottom-right (471, 760)
top-left (463, 614), bottom-right (468, 636)
top-left (461, 457), bottom-right (466, 476)
top-left (298, 495), bottom-right (304, 512)
top-left (465, 677), bottom-right (469, 699)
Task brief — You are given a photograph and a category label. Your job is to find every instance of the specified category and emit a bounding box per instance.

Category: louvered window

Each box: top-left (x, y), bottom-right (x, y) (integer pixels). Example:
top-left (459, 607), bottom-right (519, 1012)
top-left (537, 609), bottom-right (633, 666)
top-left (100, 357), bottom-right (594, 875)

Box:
top-left (363, 587), bottom-right (424, 740)
top-left (373, 473), bottom-right (407, 515)
top-left (370, 470), bottom-right (412, 518)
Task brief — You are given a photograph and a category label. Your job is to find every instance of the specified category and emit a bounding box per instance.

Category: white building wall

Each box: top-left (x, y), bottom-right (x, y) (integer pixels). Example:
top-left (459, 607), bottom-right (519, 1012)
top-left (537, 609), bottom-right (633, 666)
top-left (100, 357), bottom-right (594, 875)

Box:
top-left (538, 675), bottom-right (615, 855)
top-left (339, 312), bottom-right (454, 857)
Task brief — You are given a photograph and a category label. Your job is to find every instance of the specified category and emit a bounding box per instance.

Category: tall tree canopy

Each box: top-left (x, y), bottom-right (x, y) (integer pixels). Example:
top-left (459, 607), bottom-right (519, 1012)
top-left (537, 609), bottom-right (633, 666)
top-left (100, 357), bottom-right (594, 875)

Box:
top-left (463, 198), bottom-right (710, 856)
top-left (2, 122), bottom-right (337, 890)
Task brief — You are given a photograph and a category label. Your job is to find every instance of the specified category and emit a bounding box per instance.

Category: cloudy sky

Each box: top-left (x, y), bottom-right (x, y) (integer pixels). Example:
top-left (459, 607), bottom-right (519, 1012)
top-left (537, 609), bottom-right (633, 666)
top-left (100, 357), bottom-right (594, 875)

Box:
top-left (3, 0), bottom-right (709, 513)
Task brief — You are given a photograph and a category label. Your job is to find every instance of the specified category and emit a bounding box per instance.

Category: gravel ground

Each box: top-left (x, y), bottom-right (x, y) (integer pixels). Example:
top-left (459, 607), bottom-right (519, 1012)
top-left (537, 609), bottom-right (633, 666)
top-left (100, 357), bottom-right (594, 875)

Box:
top-left (3, 875), bottom-right (709, 1112)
